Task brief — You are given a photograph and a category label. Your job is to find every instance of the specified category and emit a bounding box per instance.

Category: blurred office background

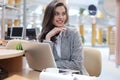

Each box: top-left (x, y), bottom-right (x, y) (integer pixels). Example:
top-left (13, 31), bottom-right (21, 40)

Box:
top-left (0, 0), bottom-right (116, 47)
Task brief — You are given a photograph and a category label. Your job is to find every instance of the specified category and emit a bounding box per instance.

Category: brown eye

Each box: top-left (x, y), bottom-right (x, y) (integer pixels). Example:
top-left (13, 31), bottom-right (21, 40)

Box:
top-left (54, 12), bottom-right (59, 16)
top-left (62, 12), bottom-right (66, 16)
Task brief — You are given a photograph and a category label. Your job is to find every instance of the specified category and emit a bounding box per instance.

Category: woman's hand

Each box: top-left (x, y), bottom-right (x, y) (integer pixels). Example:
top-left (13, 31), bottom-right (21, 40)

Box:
top-left (45, 27), bottom-right (66, 41)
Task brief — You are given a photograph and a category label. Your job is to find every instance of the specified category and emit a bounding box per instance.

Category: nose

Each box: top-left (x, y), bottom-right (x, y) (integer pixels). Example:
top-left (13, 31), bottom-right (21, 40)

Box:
top-left (58, 14), bottom-right (63, 18)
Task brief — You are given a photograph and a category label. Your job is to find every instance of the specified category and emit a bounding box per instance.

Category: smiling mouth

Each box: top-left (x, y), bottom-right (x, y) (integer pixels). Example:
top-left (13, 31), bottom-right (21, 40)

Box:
top-left (56, 20), bottom-right (64, 24)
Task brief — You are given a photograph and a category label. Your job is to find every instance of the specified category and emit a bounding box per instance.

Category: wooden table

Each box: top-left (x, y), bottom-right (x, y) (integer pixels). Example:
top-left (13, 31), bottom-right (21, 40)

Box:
top-left (0, 49), bottom-right (24, 72)
top-left (0, 49), bottom-right (40, 80)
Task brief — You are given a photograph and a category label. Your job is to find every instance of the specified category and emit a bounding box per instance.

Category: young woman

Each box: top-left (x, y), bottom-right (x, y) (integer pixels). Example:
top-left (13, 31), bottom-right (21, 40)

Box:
top-left (38, 0), bottom-right (88, 75)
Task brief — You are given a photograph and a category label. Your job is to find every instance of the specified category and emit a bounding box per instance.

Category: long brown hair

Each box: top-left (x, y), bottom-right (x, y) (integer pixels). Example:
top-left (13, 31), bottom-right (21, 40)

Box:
top-left (38, 0), bottom-right (69, 42)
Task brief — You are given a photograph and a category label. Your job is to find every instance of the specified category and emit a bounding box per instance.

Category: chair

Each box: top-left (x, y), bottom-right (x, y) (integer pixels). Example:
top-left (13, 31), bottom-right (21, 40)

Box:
top-left (83, 47), bottom-right (102, 77)
top-left (5, 39), bottom-right (29, 49)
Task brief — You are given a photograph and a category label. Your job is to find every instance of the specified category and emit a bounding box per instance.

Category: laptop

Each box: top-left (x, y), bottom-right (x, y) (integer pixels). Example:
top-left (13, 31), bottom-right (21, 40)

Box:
top-left (22, 41), bottom-right (57, 71)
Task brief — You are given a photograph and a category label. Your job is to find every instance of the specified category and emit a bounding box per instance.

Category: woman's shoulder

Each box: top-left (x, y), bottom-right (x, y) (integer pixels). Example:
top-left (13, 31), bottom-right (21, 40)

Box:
top-left (66, 27), bottom-right (78, 33)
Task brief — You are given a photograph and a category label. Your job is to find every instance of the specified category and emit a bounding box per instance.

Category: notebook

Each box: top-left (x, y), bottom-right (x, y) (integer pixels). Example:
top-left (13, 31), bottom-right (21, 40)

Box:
top-left (22, 41), bottom-right (57, 71)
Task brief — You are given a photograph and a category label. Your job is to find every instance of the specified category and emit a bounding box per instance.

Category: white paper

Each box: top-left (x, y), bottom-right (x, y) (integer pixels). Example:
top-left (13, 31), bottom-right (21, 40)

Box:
top-left (39, 71), bottom-right (98, 80)
top-left (40, 71), bottom-right (73, 80)
top-left (72, 74), bottom-right (98, 80)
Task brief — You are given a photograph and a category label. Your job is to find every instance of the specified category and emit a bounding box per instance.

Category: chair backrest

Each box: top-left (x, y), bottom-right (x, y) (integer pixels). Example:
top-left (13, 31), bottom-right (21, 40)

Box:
top-left (5, 39), bottom-right (28, 49)
top-left (83, 47), bottom-right (102, 77)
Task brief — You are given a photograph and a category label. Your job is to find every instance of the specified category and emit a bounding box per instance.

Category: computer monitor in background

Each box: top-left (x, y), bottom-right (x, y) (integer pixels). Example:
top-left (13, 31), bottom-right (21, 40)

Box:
top-left (7, 28), bottom-right (11, 37)
top-left (10, 27), bottom-right (23, 39)
top-left (26, 28), bottom-right (36, 40)
top-left (5, 27), bottom-right (11, 40)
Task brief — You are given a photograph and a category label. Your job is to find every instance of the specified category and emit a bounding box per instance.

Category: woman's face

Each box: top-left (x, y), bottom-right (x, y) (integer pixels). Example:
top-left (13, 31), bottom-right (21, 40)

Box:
top-left (52, 6), bottom-right (67, 27)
